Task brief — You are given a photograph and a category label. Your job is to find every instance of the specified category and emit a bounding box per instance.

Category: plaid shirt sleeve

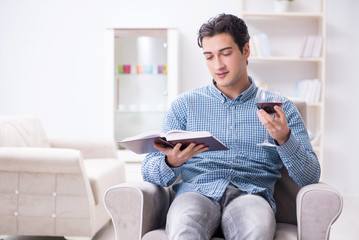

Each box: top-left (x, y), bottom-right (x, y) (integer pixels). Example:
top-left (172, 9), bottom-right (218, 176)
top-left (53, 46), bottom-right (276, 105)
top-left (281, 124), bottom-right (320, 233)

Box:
top-left (141, 96), bottom-right (187, 187)
top-left (277, 100), bottom-right (321, 186)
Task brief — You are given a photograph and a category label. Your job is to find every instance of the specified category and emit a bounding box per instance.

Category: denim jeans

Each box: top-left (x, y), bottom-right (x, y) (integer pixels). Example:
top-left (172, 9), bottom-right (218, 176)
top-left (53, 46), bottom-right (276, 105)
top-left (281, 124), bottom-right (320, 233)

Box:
top-left (166, 184), bottom-right (276, 240)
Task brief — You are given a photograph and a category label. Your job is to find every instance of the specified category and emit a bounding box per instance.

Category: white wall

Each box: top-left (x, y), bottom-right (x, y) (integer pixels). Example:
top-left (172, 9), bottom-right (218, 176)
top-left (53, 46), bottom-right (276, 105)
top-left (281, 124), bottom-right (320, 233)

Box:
top-left (0, 0), bottom-right (235, 138)
top-left (323, 0), bottom-right (359, 195)
top-left (0, 0), bottom-right (358, 197)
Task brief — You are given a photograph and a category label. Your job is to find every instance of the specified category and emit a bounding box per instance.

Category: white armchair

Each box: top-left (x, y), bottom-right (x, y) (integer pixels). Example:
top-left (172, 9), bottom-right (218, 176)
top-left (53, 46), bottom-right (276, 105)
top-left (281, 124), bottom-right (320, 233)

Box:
top-left (103, 99), bottom-right (343, 240)
top-left (0, 115), bottom-right (125, 239)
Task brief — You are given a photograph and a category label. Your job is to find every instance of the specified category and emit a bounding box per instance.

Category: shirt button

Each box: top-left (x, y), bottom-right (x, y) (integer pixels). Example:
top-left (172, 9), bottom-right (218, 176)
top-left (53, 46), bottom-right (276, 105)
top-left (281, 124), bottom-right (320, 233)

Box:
top-left (229, 126), bottom-right (233, 130)
top-left (228, 176), bottom-right (232, 180)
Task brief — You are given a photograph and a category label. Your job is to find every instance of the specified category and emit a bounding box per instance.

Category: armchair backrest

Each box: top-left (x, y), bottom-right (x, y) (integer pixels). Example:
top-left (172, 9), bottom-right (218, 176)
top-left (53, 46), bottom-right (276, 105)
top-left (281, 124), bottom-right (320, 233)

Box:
top-left (0, 116), bottom-right (50, 148)
top-left (274, 98), bottom-right (307, 224)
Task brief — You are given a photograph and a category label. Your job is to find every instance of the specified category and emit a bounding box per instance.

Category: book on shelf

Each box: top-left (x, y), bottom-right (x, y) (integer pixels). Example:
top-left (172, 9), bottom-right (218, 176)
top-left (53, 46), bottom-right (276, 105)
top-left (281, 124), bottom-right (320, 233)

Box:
top-left (118, 130), bottom-right (229, 154)
top-left (294, 79), bottom-right (321, 103)
top-left (250, 33), bottom-right (271, 57)
top-left (299, 35), bottom-right (323, 58)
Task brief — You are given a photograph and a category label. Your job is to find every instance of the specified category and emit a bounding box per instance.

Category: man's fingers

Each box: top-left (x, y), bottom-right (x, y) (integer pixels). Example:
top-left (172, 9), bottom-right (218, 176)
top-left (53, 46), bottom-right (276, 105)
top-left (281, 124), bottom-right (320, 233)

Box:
top-left (191, 144), bottom-right (209, 155)
top-left (257, 110), bottom-right (274, 128)
top-left (182, 144), bottom-right (209, 160)
top-left (274, 105), bottom-right (285, 115)
top-left (155, 142), bottom-right (209, 168)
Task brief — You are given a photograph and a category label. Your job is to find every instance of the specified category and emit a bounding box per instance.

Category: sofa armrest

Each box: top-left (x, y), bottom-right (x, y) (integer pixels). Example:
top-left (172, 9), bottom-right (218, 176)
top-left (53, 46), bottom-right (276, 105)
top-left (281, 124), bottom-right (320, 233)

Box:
top-left (104, 182), bottom-right (171, 240)
top-left (49, 138), bottom-right (118, 159)
top-left (0, 147), bottom-right (83, 173)
top-left (296, 182), bottom-right (343, 240)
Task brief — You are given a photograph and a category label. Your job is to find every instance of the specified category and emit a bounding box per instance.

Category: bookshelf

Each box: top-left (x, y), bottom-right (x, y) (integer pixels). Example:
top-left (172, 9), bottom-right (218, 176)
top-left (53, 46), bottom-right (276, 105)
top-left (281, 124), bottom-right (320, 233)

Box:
top-left (113, 28), bottom-right (179, 143)
top-left (239, 0), bottom-right (326, 165)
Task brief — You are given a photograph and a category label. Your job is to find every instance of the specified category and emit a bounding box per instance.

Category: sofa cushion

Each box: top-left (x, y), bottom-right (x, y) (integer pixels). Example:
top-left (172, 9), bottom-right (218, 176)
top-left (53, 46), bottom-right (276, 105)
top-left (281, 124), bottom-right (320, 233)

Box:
top-left (141, 224), bottom-right (297, 240)
top-left (274, 223), bottom-right (297, 240)
top-left (0, 116), bottom-right (50, 148)
top-left (142, 229), bottom-right (225, 240)
top-left (274, 167), bottom-right (301, 225)
top-left (84, 158), bottom-right (125, 205)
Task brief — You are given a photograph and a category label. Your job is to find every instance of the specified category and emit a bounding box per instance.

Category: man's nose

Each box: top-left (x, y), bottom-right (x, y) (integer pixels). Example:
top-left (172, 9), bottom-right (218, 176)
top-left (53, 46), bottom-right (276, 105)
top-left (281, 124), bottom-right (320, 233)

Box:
top-left (214, 57), bottom-right (225, 70)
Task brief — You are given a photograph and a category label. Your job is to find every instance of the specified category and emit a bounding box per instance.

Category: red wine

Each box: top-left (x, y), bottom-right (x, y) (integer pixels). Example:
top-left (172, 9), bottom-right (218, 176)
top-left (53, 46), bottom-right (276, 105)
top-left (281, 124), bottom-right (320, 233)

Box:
top-left (256, 102), bottom-right (283, 114)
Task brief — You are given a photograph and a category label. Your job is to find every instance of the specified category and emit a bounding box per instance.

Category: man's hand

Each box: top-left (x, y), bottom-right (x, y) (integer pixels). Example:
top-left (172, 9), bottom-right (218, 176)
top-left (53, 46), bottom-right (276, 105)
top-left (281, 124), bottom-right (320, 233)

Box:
top-left (154, 142), bottom-right (209, 168)
top-left (257, 105), bottom-right (290, 146)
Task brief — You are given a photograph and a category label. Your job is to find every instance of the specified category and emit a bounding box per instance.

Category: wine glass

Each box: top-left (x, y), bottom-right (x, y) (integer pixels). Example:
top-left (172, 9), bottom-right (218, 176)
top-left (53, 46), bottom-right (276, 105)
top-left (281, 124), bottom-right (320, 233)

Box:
top-left (255, 88), bottom-right (283, 147)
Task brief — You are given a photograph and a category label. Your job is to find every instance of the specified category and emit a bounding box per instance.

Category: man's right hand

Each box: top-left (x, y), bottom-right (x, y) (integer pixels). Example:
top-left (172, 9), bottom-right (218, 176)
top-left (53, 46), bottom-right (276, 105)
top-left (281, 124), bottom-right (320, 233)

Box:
top-left (154, 142), bottom-right (209, 168)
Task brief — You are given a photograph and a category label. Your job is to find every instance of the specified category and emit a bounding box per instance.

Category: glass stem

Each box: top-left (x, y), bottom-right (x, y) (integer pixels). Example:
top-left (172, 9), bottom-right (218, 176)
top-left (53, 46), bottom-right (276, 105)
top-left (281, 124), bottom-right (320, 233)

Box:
top-left (265, 129), bottom-right (269, 143)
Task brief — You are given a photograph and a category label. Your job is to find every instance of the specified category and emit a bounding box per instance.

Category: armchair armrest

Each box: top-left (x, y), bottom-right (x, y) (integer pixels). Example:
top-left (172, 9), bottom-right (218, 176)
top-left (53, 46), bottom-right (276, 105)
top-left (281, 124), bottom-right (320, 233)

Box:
top-left (296, 182), bottom-right (343, 240)
top-left (49, 138), bottom-right (118, 159)
top-left (104, 182), bottom-right (171, 240)
top-left (0, 147), bottom-right (83, 173)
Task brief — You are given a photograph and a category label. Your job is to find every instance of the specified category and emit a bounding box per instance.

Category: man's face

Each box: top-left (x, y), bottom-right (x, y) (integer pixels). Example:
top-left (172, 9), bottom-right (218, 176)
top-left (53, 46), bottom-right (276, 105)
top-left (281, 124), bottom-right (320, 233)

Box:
top-left (202, 33), bottom-right (249, 92)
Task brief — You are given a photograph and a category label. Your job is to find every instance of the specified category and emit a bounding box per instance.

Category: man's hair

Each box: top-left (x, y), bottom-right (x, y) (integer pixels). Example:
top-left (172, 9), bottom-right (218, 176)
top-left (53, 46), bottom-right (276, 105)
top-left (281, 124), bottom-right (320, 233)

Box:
top-left (197, 13), bottom-right (250, 54)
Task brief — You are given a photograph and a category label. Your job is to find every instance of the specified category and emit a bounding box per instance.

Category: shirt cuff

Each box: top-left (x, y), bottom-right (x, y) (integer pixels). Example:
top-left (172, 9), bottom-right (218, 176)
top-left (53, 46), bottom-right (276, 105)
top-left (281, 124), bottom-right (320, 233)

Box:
top-left (277, 131), bottom-right (301, 158)
top-left (159, 156), bottom-right (182, 179)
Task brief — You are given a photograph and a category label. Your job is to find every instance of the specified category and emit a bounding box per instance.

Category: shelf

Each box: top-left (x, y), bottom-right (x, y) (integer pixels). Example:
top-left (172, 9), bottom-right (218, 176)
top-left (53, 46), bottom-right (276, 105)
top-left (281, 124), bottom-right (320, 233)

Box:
top-left (115, 110), bottom-right (167, 114)
top-left (307, 102), bottom-right (323, 108)
top-left (288, 99), bottom-right (322, 108)
top-left (249, 56), bottom-right (323, 63)
top-left (243, 12), bottom-right (323, 19)
top-left (116, 73), bottom-right (167, 77)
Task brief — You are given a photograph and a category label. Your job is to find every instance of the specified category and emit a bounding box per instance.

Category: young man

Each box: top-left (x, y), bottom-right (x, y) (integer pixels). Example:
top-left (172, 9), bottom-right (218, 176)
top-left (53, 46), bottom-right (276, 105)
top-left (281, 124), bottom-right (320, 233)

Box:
top-left (142, 13), bottom-right (320, 240)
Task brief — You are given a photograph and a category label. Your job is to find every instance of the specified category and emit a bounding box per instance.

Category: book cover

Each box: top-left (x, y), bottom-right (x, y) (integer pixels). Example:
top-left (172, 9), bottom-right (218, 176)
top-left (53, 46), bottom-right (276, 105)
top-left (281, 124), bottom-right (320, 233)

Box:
top-left (118, 130), bottom-right (229, 154)
top-left (299, 35), bottom-right (308, 57)
top-left (249, 37), bottom-right (258, 57)
top-left (294, 78), bottom-right (322, 103)
top-left (302, 35), bottom-right (316, 58)
top-left (311, 36), bottom-right (323, 58)
top-left (304, 79), bottom-right (316, 103)
top-left (257, 33), bottom-right (271, 57)
top-left (301, 35), bottom-right (322, 58)
top-left (251, 34), bottom-right (261, 57)
top-left (311, 79), bottom-right (322, 102)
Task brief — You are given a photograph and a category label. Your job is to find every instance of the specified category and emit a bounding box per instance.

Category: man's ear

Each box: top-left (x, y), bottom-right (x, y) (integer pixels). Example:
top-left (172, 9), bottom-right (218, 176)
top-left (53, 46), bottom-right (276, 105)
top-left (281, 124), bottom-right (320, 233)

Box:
top-left (243, 43), bottom-right (250, 58)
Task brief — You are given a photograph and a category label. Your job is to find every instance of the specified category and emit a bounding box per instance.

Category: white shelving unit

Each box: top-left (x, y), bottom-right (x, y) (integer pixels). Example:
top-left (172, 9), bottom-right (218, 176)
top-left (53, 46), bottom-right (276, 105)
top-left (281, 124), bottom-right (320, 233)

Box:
top-left (105, 28), bottom-right (179, 182)
top-left (239, 0), bottom-right (326, 165)
top-left (113, 29), bottom-right (179, 143)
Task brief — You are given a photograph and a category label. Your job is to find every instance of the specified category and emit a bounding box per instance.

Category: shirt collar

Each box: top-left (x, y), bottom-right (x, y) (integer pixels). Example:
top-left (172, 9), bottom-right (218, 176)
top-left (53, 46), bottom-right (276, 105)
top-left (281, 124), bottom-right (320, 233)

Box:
top-left (210, 76), bottom-right (257, 104)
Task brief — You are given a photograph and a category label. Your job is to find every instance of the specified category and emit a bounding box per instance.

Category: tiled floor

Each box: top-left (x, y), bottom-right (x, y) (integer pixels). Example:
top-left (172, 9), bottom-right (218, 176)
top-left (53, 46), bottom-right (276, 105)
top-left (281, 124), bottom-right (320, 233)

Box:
top-left (3, 197), bottom-right (358, 240)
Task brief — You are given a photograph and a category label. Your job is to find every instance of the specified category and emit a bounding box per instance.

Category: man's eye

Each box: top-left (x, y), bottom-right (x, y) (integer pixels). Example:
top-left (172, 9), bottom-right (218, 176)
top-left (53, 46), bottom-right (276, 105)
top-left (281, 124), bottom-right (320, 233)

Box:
top-left (206, 56), bottom-right (213, 60)
top-left (223, 52), bottom-right (232, 56)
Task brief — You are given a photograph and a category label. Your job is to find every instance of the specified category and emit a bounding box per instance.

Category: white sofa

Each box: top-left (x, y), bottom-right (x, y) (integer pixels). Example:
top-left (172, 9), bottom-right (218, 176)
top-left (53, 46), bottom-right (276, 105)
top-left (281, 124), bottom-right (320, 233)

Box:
top-left (0, 116), bottom-right (125, 239)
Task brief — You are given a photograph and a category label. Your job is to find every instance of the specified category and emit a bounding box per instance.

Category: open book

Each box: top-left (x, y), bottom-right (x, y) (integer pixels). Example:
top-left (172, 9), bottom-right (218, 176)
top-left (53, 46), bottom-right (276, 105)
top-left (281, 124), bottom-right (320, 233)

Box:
top-left (118, 130), bottom-right (229, 154)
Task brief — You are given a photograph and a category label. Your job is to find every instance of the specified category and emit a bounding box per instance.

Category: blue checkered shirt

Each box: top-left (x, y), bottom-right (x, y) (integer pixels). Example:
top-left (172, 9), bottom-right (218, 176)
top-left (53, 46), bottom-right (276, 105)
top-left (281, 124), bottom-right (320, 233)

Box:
top-left (142, 78), bottom-right (321, 212)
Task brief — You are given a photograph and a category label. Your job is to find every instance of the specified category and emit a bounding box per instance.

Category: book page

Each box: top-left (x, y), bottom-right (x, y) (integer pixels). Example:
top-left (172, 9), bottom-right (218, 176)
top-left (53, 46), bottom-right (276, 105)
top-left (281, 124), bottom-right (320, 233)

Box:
top-left (120, 130), bottom-right (163, 142)
top-left (165, 130), bottom-right (212, 141)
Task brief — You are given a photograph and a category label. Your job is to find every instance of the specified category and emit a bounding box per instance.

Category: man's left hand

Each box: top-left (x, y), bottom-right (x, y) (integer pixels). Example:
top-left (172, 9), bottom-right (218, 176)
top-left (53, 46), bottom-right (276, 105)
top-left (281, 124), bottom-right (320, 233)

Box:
top-left (257, 105), bottom-right (290, 146)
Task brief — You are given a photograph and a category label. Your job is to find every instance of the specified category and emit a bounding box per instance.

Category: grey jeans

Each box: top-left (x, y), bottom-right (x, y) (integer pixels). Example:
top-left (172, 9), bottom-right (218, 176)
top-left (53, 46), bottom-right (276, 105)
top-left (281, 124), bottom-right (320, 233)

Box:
top-left (166, 184), bottom-right (276, 240)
